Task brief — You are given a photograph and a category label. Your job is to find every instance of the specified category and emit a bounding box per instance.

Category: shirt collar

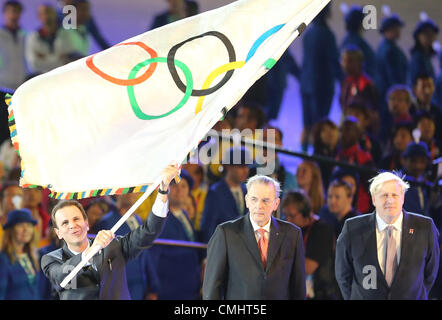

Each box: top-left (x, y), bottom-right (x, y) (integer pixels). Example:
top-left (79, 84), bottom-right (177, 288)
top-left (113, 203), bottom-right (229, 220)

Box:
top-left (68, 240), bottom-right (90, 255)
top-left (376, 212), bottom-right (403, 232)
top-left (249, 214), bottom-right (272, 233)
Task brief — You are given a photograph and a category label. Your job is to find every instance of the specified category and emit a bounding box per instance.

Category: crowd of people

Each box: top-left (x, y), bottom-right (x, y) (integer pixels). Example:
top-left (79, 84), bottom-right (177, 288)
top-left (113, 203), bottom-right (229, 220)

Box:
top-left (0, 0), bottom-right (440, 300)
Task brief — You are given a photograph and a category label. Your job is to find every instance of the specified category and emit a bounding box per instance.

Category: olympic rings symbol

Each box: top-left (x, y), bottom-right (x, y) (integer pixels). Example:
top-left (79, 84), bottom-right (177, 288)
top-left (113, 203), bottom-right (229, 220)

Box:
top-left (85, 24), bottom-right (285, 120)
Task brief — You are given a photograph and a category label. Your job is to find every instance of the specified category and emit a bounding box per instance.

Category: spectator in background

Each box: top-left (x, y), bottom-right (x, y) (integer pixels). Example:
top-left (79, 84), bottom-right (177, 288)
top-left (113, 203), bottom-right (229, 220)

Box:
top-left (95, 193), bottom-right (161, 300)
top-left (340, 5), bottom-right (376, 79)
top-left (380, 122), bottom-right (413, 171)
top-left (336, 117), bottom-right (374, 214)
top-left (205, 118), bottom-right (233, 185)
top-left (200, 147), bottom-right (251, 243)
top-left (282, 190), bottom-right (337, 300)
top-left (234, 101), bottom-right (266, 134)
top-left (319, 179), bottom-right (358, 238)
top-left (0, 209), bottom-right (42, 299)
top-left (375, 12), bottom-right (407, 140)
top-left (252, 126), bottom-right (297, 195)
top-left (313, 119), bottom-right (339, 187)
top-left (401, 142), bottom-right (433, 217)
top-left (296, 161), bottom-right (324, 214)
top-left (57, 0), bottom-right (109, 50)
top-left (345, 102), bottom-right (382, 165)
top-left (0, 181), bottom-right (24, 247)
top-left (340, 45), bottom-right (378, 114)
top-left (416, 111), bottom-right (440, 161)
top-left (409, 15), bottom-right (439, 84)
top-left (387, 85), bottom-right (413, 124)
top-left (23, 187), bottom-right (50, 248)
top-left (26, 4), bottom-right (71, 76)
top-left (150, 170), bottom-right (201, 300)
top-left (0, 0), bottom-right (26, 90)
top-left (55, 0), bottom-right (93, 62)
top-left (329, 168), bottom-right (360, 210)
top-left (233, 101), bottom-right (267, 162)
top-left (300, 3), bottom-right (341, 151)
top-left (83, 197), bottom-right (115, 234)
top-left (411, 74), bottom-right (442, 145)
top-left (150, 0), bottom-right (199, 30)
top-left (182, 163), bottom-right (207, 232)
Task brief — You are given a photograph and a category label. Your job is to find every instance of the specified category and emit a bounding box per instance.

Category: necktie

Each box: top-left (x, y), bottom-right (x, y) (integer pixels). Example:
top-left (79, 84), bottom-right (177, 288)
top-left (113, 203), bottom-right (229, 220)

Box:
top-left (257, 228), bottom-right (268, 268)
top-left (384, 226), bottom-right (397, 286)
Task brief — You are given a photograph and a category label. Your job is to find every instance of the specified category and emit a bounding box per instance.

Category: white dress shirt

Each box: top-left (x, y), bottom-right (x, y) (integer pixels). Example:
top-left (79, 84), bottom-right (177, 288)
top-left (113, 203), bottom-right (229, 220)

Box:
top-left (249, 215), bottom-right (271, 243)
top-left (375, 213), bottom-right (402, 275)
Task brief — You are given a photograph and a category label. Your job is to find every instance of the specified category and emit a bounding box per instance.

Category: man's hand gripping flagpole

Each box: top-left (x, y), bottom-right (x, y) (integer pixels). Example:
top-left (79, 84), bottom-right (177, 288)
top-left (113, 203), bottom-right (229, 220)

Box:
top-left (59, 163), bottom-right (182, 289)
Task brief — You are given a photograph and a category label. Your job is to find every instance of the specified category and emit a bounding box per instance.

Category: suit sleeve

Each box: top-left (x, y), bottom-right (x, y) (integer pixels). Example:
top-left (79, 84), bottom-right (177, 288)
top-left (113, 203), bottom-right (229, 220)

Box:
top-left (335, 220), bottom-right (354, 300)
top-left (424, 220), bottom-right (440, 293)
top-left (41, 253), bottom-right (84, 291)
top-left (202, 225), bottom-right (228, 300)
top-left (289, 228), bottom-right (306, 299)
top-left (120, 210), bottom-right (167, 262)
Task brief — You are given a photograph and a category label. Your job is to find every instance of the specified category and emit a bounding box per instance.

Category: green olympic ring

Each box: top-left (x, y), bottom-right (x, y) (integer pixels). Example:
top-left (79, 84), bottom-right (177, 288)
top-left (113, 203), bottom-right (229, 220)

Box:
top-left (127, 57), bottom-right (193, 120)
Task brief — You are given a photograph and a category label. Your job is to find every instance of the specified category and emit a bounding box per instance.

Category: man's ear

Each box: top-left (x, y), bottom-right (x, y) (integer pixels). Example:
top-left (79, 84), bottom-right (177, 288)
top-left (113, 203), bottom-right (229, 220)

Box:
top-left (371, 195), bottom-right (376, 209)
top-left (274, 198), bottom-right (280, 211)
top-left (54, 227), bottom-right (63, 240)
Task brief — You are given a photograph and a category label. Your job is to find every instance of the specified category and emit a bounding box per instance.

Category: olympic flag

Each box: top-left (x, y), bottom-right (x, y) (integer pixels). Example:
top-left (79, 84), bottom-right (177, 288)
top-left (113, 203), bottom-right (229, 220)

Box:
top-left (7, 0), bottom-right (330, 198)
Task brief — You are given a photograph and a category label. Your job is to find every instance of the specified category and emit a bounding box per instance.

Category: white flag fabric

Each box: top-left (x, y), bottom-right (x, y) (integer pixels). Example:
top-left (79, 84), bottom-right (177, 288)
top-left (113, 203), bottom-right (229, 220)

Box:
top-left (7, 0), bottom-right (330, 199)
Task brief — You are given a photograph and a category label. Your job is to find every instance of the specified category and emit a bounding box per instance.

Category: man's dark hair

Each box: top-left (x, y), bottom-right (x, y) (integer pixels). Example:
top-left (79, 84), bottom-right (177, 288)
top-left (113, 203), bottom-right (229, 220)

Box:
top-left (3, 0), bottom-right (23, 12)
top-left (238, 101), bottom-right (266, 129)
top-left (51, 200), bottom-right (88, 228)
top-left (328, 179), bottom-right (353, 198)
top-left (281, 190), bottom-right (312, 218)
top-left (412, 73), bottom-right (433, 87)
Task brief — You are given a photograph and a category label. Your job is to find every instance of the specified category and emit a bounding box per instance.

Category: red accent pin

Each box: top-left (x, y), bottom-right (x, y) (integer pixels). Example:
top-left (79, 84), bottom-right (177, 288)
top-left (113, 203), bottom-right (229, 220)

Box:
top-left (409, 228), bottom-right (414, 234)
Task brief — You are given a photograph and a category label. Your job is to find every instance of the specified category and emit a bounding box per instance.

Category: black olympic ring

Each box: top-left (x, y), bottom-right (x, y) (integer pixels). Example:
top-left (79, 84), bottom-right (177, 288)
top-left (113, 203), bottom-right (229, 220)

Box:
top-left (167, 31), bottom-right (236, 97)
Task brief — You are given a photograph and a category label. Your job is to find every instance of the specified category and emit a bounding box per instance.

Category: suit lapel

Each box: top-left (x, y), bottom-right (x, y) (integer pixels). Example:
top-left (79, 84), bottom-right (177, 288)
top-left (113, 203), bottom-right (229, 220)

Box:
top-left (239, 214), bottom-right (264, 270)
top-left (265, 217), bottom-right (284, 272)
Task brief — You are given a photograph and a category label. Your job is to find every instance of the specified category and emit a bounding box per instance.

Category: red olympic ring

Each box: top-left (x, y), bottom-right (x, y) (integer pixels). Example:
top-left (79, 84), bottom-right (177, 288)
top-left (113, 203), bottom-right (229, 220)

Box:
top-left (86, 42), bottom-right (158, 86)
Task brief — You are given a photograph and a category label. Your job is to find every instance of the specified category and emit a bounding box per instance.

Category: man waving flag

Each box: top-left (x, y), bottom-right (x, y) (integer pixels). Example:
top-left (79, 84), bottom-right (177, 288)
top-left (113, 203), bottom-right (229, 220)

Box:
top-left (7, 0), bottom-right (330, 199)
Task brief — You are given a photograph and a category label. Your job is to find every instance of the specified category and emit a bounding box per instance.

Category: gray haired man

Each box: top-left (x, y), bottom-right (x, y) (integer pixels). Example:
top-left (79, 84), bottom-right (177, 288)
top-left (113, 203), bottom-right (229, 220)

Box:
top-left (335, 171), bottom-right (439, 299)
top-left (202, 175), bottom-right (306, 300)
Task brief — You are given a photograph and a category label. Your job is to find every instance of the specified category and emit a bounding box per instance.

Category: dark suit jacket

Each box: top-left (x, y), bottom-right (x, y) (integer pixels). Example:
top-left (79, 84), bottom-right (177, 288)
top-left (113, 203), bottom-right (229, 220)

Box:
top-left (202, 214), bottom-right (306, 300)
top-left (41, 212), bottom-right (166, 300)
top-left (335, 211), bottom-right (440, 300)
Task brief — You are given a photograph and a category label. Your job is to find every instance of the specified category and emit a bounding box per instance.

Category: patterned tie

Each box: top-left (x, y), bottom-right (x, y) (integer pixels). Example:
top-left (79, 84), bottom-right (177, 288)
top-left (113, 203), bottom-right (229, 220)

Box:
top-left (384, 226), bottom-right (398, 286)
top-left (257, 228), bottom-right (268, 268)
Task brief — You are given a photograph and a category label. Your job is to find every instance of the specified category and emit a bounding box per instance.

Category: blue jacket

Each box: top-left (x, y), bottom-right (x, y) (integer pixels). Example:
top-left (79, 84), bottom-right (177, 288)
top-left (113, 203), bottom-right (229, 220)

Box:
top-left (149, 211), bottom-right (201, 300)
top-left (341, 32), bottom-right (376, 79)
top-left (409, 48), bottom-right (435, 84)
top-left (95, 210), bottom-right (160, 299)
top-left (375, 38), bottom-right (408, 101)
top-left (38, 243), bottom-right (59, 300)
top-left (0, 252), bottom-right (42, 300)
top-left (300, 21), bottom-right (341, 95)
top-left (200, 179), bottom-right (248, 243)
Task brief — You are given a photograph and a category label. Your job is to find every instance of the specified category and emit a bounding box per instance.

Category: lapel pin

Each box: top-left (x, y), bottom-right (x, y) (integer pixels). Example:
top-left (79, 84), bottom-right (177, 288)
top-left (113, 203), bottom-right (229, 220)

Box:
top-left (409, 228), bottom-right (414, 235)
